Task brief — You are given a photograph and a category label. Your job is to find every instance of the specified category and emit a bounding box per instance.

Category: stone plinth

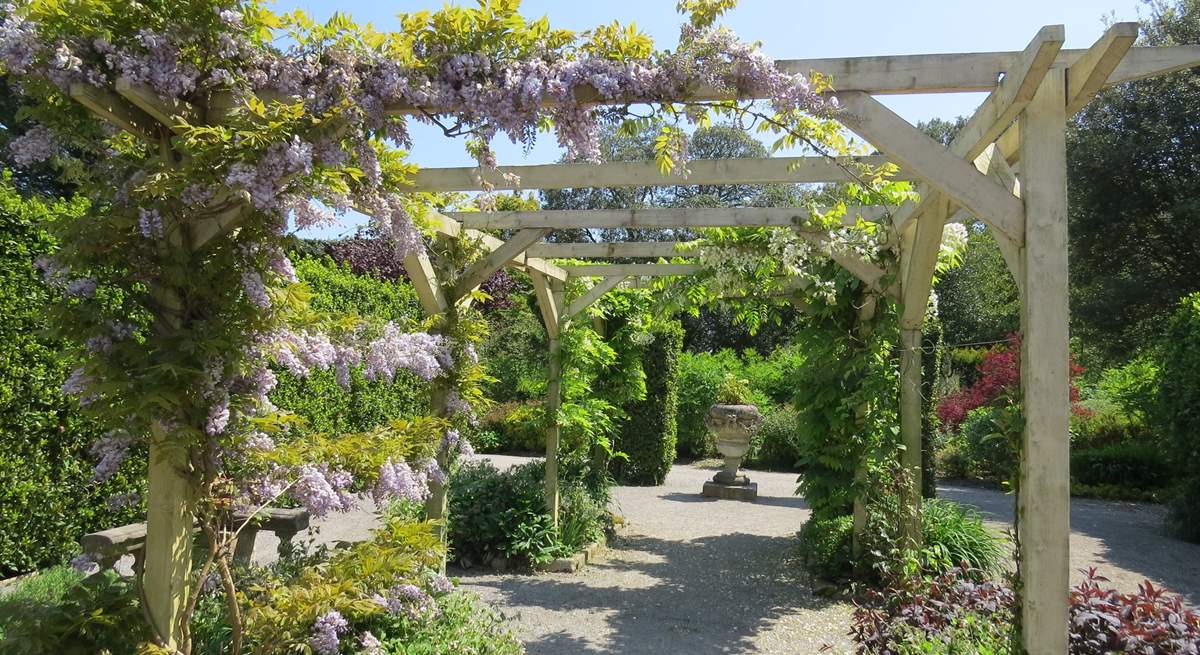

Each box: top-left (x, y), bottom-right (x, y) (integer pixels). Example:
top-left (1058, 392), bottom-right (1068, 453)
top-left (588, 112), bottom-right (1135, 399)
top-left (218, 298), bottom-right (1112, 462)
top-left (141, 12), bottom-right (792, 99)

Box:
top-left (702, 480), bottom-right (758, 502)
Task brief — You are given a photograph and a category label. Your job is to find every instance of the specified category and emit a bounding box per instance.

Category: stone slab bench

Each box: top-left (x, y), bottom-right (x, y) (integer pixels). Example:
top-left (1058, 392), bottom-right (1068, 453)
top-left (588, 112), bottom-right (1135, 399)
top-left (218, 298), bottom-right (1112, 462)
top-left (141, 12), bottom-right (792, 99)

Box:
top-left (80, 507), bottom-right (309, 572)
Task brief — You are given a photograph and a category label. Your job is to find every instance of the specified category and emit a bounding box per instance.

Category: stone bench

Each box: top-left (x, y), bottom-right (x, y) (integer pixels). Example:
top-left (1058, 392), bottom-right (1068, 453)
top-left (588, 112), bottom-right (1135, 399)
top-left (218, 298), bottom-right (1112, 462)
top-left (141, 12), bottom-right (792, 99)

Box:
top-left (80, 507), bottom-right (309, 572)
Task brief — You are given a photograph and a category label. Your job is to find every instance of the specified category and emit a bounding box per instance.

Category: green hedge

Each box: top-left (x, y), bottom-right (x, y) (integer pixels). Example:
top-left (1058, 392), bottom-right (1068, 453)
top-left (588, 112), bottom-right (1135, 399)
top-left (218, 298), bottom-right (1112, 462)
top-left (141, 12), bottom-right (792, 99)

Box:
top-left (270, 257), bottom-right (427, 434)
top-left (612, 321), bottom-right (683, 485)
top-left (0, 179), bottom-right (143, 577)
top-left (1156, 292), bottom-right (1200, 541)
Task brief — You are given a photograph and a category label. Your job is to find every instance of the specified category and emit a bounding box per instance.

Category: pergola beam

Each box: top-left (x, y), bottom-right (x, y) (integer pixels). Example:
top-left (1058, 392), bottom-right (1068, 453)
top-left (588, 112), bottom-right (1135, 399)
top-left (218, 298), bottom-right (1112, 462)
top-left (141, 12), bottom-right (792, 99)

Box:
top-left (527, 242), bottom-right (695, 259)
top-left (69, 83), bottom-right (162, 144)
top-left (563, 263), bottom-right (703, 277)
top-left (448, 206), bottom-right (889, 230)
top-left (404, 155), bottom-right (903, 192)
top-left (566, 275), bottom-right (629, 319)
top-left (114, 77), bottom-right (201, 132)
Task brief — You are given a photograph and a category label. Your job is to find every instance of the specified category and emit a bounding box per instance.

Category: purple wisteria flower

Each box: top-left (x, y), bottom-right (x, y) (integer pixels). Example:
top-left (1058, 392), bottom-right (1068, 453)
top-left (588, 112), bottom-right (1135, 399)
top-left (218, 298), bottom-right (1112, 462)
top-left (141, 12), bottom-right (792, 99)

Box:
top-left (309, 610), bottom-right (348, 655)
top-left (372, 458), bottom-right (428, 504)
top-left (363, 325), bottom-right (449, 383)
top-left (8, 125), bottom-right (57, 167)
top-left (90, 431), bottom-right (133, 482)
top-left (69, 553), bottom-right (99, 575)
top-left (293, 464), bottom-right (355, 517)
top-left (241, 270), bottom-right (270, 308)
top-left (359, 632), bottom-right (383, 655)
top-left (138, 208), bottom-right (164, 239)
top-left (205, 391), bottom-right (231, 436)
top-left (440, 428), bottom-right (475, 460)
top-left (374, 583), bottom-right (438, 620)
top-left (429, 574), bottom-right (454, 595)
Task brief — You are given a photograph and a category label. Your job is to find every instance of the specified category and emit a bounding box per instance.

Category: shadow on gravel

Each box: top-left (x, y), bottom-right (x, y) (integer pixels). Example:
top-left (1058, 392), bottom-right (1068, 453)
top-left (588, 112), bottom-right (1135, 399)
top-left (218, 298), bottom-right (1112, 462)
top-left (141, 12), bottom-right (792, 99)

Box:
top-left (939, 484), bottom-right (1200, 604)
top-left (458, 531), bottom-right (840, 655)
top-left (658, 491), bottom-right (810, 510)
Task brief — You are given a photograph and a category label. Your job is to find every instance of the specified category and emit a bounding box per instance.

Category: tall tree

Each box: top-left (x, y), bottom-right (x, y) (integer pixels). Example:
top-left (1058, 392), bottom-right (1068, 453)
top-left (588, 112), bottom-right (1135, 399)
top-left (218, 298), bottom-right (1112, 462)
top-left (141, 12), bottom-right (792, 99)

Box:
top-left (1068, 0), bottom-right (1200, 362)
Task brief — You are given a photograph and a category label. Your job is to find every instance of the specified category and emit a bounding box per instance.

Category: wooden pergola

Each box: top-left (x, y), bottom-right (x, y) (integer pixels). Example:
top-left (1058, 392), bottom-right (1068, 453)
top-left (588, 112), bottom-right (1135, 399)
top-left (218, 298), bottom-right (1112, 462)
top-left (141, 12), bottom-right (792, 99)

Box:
top-left (68, 21), bottom-right (1200, 653)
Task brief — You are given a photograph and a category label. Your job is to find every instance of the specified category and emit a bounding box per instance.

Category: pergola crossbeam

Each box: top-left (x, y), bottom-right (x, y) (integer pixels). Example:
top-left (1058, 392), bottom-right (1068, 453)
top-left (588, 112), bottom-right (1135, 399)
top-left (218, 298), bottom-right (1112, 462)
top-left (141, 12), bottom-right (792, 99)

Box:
top-left (404, 155), bottom-right (903, 192)
top-left (563, 263), bottom-right (703, 277)
top-left (1067, 23), bottom-right (1141, 115)
top-left (836, 91), bottom-right (1025, 244)
top-left (114, 77), bottom-right (201, 132)
top-left (527, 241), bottom-right (696, 259)
top-left (448, 206), bottom-right (889, 230)
top-left (69, 83), bottom-right (162, 144)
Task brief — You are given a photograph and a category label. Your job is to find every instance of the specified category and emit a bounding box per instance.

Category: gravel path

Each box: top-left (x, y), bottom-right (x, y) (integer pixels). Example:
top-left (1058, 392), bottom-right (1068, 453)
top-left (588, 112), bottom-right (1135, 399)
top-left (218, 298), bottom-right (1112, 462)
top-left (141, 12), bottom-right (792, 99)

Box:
top-left (234, 456), bottom-right (1200, 654)
top-left (456, 457), bottom-right (853, 655)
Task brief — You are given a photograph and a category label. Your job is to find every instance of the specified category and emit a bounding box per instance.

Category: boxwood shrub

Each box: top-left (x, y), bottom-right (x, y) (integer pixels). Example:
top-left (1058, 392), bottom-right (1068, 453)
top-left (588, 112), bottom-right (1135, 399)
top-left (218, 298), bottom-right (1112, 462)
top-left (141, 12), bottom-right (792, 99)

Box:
top-left (611, 321), bottom-right (683, 485)
top-left (0, 179), bottom-right (143, 577)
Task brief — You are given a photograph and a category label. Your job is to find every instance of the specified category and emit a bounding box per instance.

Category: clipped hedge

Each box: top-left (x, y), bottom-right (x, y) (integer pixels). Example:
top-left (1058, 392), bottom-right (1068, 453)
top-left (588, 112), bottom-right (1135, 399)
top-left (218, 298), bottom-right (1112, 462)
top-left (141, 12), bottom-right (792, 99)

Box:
top-left (612, 321), bottom-right (683, 485)
top-left (0, 179), bottom-right (142, 577)
top-left (1070, 442), bottom-right (1170, 491)
top-left (271, 257), bottom-right (427, 433)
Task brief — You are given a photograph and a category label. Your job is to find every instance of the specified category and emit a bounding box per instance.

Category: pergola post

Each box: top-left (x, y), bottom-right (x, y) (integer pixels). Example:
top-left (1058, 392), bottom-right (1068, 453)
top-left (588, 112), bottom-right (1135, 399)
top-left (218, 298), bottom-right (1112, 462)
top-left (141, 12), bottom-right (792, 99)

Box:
top-left (143, 423), bottom-right (196, 647)
top-left (851, 294), bottom-right (878, 554)
top-left (531, 272), bottom-right (565, 524)
top-left (1016, 67), bottom-right (1070, 655)
top-left (403, 251), bottom-right (452, 563)
top-left (898, 328), bottom-right (923, 548)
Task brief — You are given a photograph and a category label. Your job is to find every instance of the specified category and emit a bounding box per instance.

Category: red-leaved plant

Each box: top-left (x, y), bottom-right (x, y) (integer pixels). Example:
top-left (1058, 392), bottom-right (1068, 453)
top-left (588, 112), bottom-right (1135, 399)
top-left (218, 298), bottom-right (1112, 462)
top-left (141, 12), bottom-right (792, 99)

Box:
top-left (1069, 567), bottom-right (1200, 654)
top-left (850, 566), bottom-right (1200, 654)
top-left (936, 333), bottom-right (1087, 433)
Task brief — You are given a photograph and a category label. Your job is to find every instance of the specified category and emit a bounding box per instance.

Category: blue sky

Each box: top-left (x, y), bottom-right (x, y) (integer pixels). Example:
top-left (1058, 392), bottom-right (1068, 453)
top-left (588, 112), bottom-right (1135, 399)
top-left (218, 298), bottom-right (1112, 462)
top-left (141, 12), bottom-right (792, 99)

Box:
top-left (276, 0), bottom-right (1144, 237)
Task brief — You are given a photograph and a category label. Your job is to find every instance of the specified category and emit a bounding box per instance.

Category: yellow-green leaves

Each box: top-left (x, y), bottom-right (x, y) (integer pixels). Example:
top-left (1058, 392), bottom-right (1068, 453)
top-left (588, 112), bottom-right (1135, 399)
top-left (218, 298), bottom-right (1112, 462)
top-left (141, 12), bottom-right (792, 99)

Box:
top-left (653, 125), bottom-right (687, 175)
top-left (677, 0), bottom-right (739, 29)
top-left (581, 21), bottom-right (654, 61)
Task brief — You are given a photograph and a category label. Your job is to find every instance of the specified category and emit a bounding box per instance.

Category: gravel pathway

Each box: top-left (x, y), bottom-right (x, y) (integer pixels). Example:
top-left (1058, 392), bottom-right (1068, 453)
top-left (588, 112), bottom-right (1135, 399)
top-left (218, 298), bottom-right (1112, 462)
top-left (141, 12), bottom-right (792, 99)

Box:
top-left (455, 456), bottom-right (852, 654)
top-left (233, 456), bottom-right (1200, 654)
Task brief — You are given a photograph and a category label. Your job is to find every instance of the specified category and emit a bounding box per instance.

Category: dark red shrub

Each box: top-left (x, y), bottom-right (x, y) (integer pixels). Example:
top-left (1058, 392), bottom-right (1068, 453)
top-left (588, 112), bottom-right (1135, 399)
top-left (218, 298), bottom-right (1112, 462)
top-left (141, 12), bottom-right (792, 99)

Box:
top-left (936, 333), bottom-right (1087, 432)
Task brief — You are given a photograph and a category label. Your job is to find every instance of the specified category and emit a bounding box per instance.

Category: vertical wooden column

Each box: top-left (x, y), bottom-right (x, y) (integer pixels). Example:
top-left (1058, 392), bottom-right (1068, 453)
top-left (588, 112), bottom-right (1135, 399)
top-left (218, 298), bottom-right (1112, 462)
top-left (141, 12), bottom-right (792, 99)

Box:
top-left (898, 327), bottom-right (924, 547)
top-left (531, 272), bottom-right (564, 525)
top-left (544, 333), bottom-right (563, 524)
top-left (425, 378), bottom-right (450, 542)
top-left (143, 423), bottom-right (196, 647)
top-left (1017, 67), bottom-right (1070, 655)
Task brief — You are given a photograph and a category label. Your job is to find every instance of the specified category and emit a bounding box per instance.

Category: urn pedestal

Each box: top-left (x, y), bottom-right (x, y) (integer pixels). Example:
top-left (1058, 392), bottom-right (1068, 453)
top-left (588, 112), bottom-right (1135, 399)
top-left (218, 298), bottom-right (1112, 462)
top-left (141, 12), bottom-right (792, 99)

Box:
top-left (701, 403), bottom-right (762, 502)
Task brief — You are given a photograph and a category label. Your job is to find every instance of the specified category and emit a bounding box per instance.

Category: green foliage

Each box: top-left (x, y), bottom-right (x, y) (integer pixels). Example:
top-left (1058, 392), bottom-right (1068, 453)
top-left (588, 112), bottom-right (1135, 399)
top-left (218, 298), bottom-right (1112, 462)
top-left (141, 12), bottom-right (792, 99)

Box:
top-left (1068, 0), bottom-right (1200, 362)
top-left (791, 288), bottom-right (899, 520)
top-left (798, 500), bottom-right (1004, 582)
top-left (0, 569), bottom-right (148, 653)
top-left (0, 175), bottom-right (143, 577)
top-left (934, 227), bottom-right (1020, 348)
top-left (270, 257), bottom-right (428, 435)
top-left (1071, 441), bottom-right (1169, 493)
top-left (744, 406), bottom-right (802, 471)
top-left (478, 300), bottom-right (546, 403)
top-left (919, 500), bottom-right (1005, 574)
top-left (715, 373), bottom-right (754, 405)
top-left (1094, 356), bottom-right (1160, 425)
top-left (797, 514), bottom-right (854, 580)
top-left (1155, 292), bottom-right (1200, 540)
top-left (957, 406), bottom-right (1014, 482)
top-left (612, 321), bottom-right (683, 485)
top-left (890, 613), bottom-right (1013, 655)
top-left (447, 461), bottom-right (608, 566)
top-left (365, 590), bottom-right (525, 655)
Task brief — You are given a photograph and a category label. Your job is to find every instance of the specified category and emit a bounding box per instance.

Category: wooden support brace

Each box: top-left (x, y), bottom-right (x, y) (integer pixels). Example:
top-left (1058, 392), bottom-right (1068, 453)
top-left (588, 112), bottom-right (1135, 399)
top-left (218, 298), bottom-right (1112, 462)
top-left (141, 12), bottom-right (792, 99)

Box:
top-left (898, 328), bottom-right (924, 548)
top-left (142, 424), bottom-right (196, 648)
top-left (835, 91), bottom-right (1025, 245)
top-left (566, 275), bottom-right (629, 319)
top-left (449, 207), bottom-right (889, 231)
top-left (403, 252), bottom-right (448, 317)
top-left (898, 196), bottom-right (952, 330)
top-left (1066, 23), bottom-right (1140, 115)
top-left (453, 228), bottom-right (551, 299)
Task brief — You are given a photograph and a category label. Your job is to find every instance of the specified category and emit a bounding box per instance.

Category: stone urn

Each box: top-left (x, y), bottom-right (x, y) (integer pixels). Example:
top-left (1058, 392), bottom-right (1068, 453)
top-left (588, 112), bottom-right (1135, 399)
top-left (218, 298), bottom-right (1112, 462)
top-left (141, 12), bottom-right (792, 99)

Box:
top-left (702, 403), bottom-right (763, 501)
